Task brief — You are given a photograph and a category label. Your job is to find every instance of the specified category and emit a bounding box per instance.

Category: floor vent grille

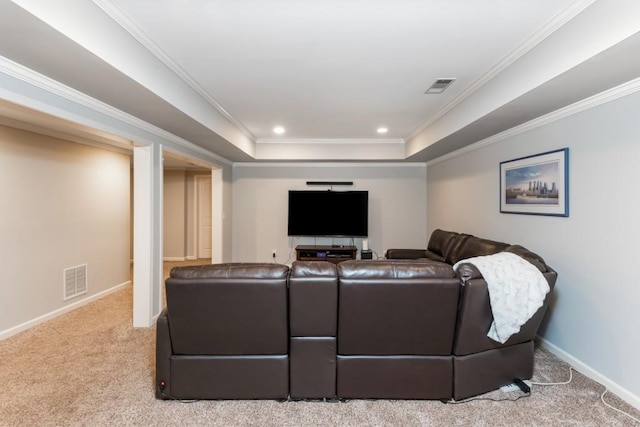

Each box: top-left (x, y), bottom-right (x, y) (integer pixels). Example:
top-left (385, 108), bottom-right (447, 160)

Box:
top-left (64, 264), bottom-right (88, 301)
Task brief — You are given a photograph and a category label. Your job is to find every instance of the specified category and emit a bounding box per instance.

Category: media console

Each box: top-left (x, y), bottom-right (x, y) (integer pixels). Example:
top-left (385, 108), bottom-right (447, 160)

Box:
top-left (295, 245), bottom-right (357, 264)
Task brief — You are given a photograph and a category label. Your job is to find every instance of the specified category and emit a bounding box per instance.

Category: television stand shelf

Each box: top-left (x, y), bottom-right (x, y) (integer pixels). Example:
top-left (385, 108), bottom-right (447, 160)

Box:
top-left (295, 245), bottom-right (357, 264)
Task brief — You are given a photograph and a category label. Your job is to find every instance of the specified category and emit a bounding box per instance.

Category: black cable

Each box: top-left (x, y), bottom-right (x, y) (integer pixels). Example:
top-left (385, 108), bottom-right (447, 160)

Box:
top-left (443, 391), bottom-right (531, 404)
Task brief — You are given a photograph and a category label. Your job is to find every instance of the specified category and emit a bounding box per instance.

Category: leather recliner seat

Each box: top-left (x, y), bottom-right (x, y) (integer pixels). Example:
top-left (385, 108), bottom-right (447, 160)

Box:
top-left (156, 263), bottom-right (290, 400)
top-left (156, 230), bottom-right (557, 401)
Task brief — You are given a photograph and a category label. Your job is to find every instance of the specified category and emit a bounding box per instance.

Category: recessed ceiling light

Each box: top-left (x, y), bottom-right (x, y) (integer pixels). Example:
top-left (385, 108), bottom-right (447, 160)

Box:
top-left (377, 127), bottom-right (388, 134)
top-left (273, 126), bottom-right (285, 135)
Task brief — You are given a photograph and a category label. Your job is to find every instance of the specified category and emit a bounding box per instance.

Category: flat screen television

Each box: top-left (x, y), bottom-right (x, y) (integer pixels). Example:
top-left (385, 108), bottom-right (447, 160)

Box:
top-left (287, 190), bottom-right (368, 237)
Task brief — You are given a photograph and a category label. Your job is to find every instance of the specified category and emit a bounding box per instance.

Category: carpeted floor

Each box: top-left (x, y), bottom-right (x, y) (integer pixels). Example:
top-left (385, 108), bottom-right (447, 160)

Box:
top-left (1, 261), bottom-right (639, 427)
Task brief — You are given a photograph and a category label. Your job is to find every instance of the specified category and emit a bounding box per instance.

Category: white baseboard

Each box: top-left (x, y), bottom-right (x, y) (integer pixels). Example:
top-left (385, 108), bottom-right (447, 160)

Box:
top-left (186, 255), bottom-right (197, 261)
top-left (163, 256), bottom-right (186, 261)
top-left (537, 337), bottom-right (640, 411)
top-left (0, 281), bottom-right (131, 341)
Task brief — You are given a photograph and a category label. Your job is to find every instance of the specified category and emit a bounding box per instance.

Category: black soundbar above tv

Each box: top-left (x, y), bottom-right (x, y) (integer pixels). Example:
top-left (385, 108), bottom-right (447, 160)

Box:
top-left (287, 190), bottom-right (368, 237)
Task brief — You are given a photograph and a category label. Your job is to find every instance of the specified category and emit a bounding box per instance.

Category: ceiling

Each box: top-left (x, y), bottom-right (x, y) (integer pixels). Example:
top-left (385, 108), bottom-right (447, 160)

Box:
top-left (1, 0), bottom-right (640, 166)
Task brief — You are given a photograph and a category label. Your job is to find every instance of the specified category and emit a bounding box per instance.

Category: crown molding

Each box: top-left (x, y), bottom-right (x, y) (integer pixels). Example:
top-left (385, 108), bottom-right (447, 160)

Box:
top-left (92, 0), bottom-right (256, 142)
top-left (427, 76), bottom-right (640, 166)
top-left (407, 0), bottom-right (597, 142)
top-left (233, 162), bottom-right (426, 168)
top-left (0, 56), bottom-right (232, 166)
top-left (256, 138), bottom-right (405, 145)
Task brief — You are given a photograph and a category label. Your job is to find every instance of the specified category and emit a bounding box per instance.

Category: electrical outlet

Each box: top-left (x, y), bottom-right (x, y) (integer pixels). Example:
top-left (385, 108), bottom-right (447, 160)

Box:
top-left (272, 250), bottom-right (277, 258)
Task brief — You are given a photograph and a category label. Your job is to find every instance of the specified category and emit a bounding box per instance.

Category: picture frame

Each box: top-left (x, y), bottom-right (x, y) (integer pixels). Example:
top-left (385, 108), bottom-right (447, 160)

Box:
top-left (500, 148), bottom-right (569, 217)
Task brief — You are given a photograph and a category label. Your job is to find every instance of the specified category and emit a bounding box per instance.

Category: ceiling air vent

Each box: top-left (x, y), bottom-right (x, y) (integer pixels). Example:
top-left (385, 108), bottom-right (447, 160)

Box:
top-left (425, 78), bottom-right (456, 94)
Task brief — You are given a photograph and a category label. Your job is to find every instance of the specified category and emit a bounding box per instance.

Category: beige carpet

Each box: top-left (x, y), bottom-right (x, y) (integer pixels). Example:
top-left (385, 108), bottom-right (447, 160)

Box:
top-left (1, 262), bottom-right (639, 427)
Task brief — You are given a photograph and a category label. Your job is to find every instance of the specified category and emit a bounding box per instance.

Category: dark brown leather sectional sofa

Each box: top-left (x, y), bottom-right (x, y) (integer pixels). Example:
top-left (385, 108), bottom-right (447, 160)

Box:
top-left (156, 229), bottom-right (557, 402)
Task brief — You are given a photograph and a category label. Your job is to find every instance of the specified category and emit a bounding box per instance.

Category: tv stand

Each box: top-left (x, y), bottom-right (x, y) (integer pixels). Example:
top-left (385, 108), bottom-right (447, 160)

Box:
top-left (295, 245), bottom-right (357, 264)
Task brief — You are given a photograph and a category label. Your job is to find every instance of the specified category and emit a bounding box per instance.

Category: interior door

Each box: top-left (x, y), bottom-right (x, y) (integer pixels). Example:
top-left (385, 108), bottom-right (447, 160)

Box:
top-left (196, 175), bottom-right (212, 259)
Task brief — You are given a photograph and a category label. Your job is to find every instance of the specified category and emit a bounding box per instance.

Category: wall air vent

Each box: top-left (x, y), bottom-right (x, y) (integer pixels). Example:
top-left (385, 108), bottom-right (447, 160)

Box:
top-left (63, 264), bottom-right (88, 301)
top-left (425, 78), bottom-right (456, 94)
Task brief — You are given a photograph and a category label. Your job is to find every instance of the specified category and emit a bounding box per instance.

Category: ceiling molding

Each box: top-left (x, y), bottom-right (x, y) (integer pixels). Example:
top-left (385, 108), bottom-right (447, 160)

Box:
top-left (406, 0), bottom-right (598, 142)
top-left (0, 114), bottom-right (132, 155)
top-left (256, 138), bottom-right (405, 145)
top-left (5, 0), bottom-right (635, 165)
top-left (93, 0), bottom-right (256, 142)
top-left (0, 56), bottom-right (233, 166)
top-left (427, 76), bottom-right (640, 167)
top-left (233, 162), bottom-right (426, 168)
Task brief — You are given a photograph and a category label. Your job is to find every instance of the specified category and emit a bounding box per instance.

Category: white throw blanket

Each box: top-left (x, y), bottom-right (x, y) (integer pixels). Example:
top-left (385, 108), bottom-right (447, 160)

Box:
top-left (453, 252), bottom-right (549, 344)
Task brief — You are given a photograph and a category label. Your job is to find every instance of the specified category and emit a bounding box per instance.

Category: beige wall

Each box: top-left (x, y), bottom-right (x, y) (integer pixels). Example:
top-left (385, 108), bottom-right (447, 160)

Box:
top-left (163, 170), bottom-right (221, 260)
top-left (0, 125), bottom-right (131, 336)
top-left (426, 90), bottom-right (640, 406)
top-left (163, 170), bottom-right (187, 259)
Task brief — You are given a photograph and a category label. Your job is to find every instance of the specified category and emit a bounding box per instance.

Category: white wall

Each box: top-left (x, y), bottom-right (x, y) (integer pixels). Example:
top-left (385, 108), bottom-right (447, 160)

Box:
top-left (231, 163), bottom-right (427, 264)
top-left (0, 125), bottom-right (131, 336)
top-left (426, 90), bottom-right (640, 407)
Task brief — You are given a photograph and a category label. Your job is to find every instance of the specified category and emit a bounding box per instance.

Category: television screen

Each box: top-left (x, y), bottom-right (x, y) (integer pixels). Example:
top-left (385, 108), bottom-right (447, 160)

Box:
top-left (287, 190), bottom-right (368, 237)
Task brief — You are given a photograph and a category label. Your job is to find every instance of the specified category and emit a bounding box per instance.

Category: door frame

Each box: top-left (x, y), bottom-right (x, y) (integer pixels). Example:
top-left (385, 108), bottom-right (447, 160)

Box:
top-left (194, 174), bottom-right (211, 259)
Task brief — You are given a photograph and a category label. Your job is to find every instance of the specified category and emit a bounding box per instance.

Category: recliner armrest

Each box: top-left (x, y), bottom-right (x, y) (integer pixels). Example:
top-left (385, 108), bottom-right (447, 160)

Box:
top-left (289, 261), bottom-right (338, 336)
top-left (453, 270), bottom-right (557, 356)
top-left (155, 308), bottom-right (172, 399)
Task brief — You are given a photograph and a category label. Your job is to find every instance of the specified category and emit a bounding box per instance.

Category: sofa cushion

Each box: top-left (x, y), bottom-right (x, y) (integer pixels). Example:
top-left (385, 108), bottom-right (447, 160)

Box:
top-left (446, 236), bottom-right (509, 265)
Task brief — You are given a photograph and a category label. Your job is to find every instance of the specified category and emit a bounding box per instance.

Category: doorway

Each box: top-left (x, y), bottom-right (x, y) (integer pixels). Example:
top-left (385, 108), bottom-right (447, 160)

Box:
top-left (195, 174), bottom-right (212, 259)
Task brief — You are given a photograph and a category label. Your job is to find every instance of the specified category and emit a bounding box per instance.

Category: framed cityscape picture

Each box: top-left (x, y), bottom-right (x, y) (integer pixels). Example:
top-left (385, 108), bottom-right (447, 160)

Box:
top-left (500, 148), bottom-right (569, 217)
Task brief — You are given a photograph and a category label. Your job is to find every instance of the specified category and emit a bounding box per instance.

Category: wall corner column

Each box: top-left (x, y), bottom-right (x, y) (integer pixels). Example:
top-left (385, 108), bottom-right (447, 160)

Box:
top-left (132, 144), bottom-right (164, 327)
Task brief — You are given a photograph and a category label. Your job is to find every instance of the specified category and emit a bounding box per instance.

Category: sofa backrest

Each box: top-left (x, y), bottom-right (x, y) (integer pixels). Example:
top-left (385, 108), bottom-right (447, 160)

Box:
top-left (442, 233), bottom-right (471, 264)
top-left (426, 229), bottom-right (459, 261)
top-left (165, 263), bottom-right (289, 355)
top-left (445, 236), bottom-right (509, 265)
top-left (384, 248), bottom-right (428, 260)
top-left (336, 260), bottom-right (461, 356)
